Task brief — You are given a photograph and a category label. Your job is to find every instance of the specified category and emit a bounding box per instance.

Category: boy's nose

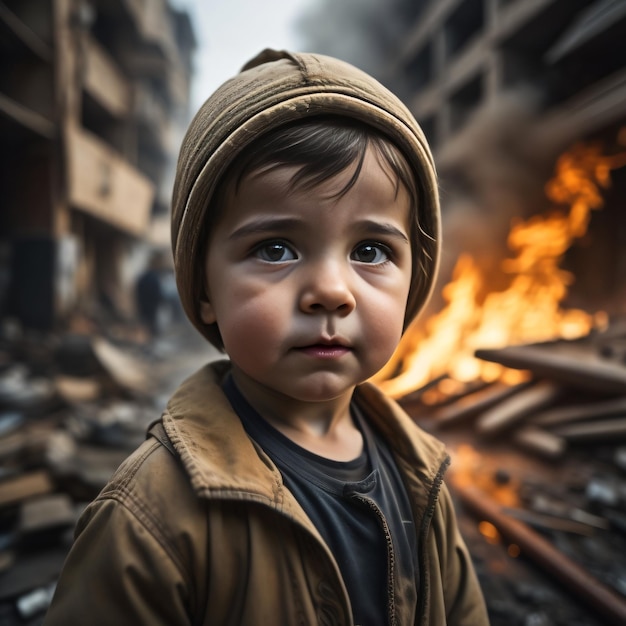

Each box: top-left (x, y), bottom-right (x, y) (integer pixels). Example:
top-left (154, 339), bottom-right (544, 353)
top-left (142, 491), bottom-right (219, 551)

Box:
top-left (299, 260), bottom-right (356, 314)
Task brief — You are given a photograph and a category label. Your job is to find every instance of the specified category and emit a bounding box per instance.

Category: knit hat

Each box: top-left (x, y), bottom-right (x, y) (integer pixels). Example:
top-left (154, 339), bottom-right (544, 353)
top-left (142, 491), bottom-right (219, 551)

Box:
top-left (171, 49), bottom-right (440, 348)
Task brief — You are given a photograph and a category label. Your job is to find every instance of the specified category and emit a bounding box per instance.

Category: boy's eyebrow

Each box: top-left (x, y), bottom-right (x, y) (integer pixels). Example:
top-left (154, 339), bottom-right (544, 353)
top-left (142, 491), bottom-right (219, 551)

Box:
top-left (228, 217), bottom-right (304, 239)
top-left (228, 217), bottom-right (410, 242)
top-left (358, 220), bottom-right (410, 243)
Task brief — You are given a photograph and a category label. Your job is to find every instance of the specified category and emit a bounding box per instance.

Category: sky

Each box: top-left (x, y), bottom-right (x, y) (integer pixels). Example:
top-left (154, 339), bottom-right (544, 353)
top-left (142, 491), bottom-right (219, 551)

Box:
top-left (170, 0), bottom-right (317, 111)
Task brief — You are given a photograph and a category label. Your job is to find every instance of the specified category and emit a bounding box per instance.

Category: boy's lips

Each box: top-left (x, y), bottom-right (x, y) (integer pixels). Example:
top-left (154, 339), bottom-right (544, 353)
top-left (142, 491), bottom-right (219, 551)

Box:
top-left (293, 337), bottom-right (352, 358)
top-left (297, 344), bottom-right (352, 358)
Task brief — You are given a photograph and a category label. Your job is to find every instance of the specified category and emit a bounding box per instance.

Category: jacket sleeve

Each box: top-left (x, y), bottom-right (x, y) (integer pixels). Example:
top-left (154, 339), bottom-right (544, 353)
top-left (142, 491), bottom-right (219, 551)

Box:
top-left (432, 482), bottom-right (491, 626)
top-left (43, 498), bottom-right (193, 626)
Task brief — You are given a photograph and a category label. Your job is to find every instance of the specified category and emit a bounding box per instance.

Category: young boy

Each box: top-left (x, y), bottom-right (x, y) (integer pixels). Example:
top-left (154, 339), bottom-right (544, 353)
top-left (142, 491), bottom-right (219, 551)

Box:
top-left (44, 50), bottom-right (489, 626)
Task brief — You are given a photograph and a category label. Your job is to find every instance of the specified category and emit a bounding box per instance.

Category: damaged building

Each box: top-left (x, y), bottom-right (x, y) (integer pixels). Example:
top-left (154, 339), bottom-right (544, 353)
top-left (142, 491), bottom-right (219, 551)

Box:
top-left (0, 3), bottom-right (199, 622)
top-left (392, 0), bottom-right (626, 312)
top-left (0, 0), bottom-right (195, 330)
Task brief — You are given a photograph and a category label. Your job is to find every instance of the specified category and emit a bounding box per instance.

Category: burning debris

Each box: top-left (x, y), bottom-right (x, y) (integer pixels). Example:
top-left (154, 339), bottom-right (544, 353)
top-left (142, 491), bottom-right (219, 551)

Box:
top-left (375, 133), bottom-right (626, 397)
top-left (384, 132), bottom-right (626, 625)
top-left (395, 322), bottom-right (626, 625)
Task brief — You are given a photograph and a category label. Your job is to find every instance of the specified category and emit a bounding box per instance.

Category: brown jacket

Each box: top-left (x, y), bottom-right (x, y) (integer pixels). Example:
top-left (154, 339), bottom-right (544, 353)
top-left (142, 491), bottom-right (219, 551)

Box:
top-left (44, 361), bottom-right (489, 626)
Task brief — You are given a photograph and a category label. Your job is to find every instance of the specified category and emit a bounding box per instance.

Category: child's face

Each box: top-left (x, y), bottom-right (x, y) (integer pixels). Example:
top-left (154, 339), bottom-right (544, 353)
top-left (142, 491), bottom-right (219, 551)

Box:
top-left (200, 146), bottom-right (413, 406)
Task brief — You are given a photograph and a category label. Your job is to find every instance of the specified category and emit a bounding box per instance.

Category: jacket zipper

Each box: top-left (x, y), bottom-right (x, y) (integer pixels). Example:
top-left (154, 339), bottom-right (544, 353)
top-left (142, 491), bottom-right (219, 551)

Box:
top-left (352, 494), bottom-right (397, 626)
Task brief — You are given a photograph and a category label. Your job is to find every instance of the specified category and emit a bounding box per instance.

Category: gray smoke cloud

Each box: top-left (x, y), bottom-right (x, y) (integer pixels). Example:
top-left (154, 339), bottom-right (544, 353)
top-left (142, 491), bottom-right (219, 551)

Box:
top-left (295, 0), bottom-right (416, 80)
top-left (434, 89), bottom-right (552, 298)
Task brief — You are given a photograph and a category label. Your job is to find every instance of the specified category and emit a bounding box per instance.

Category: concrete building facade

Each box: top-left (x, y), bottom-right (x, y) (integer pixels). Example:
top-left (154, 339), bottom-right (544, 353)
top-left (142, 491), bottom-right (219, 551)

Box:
top-left (0, 0), bottom-right (195, 330)
top-left (393, 0), bottom-right (626, 157)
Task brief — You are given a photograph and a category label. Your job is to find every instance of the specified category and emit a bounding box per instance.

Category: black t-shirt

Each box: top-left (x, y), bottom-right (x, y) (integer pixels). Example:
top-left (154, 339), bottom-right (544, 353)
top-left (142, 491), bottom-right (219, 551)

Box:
top-left (222, 376), bottom-right (418, 626)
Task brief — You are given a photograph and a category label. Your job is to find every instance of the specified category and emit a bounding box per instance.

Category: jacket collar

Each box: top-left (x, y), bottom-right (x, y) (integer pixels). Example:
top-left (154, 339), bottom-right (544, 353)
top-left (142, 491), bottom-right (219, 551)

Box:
top-left (163, 360), bottom-right (449, 518)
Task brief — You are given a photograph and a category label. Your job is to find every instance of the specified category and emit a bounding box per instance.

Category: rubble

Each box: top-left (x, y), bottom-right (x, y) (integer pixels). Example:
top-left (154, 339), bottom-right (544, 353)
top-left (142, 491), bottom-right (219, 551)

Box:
top-left (0, 319), bottom-right (212, 625)
top-left (457, 483), bottom-right (626, 625)
top-left (0, 314), bottom-right (624, 625)
top-left (402, 318), bottom-right (626, 626)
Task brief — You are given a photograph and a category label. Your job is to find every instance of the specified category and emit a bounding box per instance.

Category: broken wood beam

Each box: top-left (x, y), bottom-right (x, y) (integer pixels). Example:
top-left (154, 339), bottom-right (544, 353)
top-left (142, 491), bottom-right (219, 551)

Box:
top-left (532, 396), bottom-right (626, 427)
top-left (396, 374), bottom-right (449, 406)
top-left (512, 426), bottom-right (567, 459)
top-left (553, 417), bottom-right (626, 442)
top-left (403, 378), bottom-right (494, 411)
top-left (434, 380), bottom-right (535, 429)
top-left (501, 506), bottom-right (598, 536)
top-left (475, 340), bottom-right (626, 394)
top-left (527, 494), bottom-right (609, 530)
top-left (476, 381), bottom-right (563, 436)
top-left (454, 483), bottom-right (626, 626)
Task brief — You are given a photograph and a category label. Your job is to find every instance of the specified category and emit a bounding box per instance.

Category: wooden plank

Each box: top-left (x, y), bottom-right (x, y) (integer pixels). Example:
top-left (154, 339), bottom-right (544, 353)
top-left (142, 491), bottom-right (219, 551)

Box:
top-left (532, 396), bottom-right (626, 427)
top-left (400, 376), bottom-right (492, 411)
top-left (476, 380), bottom-right (563, 435)
top-left (66, 125), bottom-right (154, 236)
top-left (433, 380), bottom-right (534, 429)
top-left (0, 471), bottom-right (54, 509)
top-left (553, 417), bottom-right (626, 442)
top-left (502, 507), bottom-right (597, 536)
top-left (475, 337), bottom-right (626, 394)
top-left (513, 425), bottom-right (567, 459)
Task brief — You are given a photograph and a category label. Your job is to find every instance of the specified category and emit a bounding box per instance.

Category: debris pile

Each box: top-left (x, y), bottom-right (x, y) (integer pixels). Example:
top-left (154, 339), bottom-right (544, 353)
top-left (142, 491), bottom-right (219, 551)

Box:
top-left (401, 318), bottom-right (626, 626)
top-left (0, 324), bottom-right (163, 625)
top-left (0, 313), bottom-right (624, 624)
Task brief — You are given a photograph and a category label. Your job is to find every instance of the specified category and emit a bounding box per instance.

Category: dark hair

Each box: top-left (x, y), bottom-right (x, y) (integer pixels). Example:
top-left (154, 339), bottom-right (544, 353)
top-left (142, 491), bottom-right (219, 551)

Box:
top-left (228, 117), bottom-right (417, 198)
top-left (201, 116), bottom-right (422, 350)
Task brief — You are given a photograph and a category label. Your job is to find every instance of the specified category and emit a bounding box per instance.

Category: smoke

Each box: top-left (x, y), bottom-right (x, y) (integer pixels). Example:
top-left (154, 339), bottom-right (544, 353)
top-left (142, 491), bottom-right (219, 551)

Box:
top-left (295, 0), bottom-right (413, 80)
top-left (414, 80), bottom-right (600, 327)
top-left (433, 88), bottom-right (553, 298)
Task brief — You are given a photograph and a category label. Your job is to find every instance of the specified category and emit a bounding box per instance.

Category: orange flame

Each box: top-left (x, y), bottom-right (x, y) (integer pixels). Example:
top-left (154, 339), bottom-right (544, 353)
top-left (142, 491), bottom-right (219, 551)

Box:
top-left (375, 132), bottom-right (626, 398)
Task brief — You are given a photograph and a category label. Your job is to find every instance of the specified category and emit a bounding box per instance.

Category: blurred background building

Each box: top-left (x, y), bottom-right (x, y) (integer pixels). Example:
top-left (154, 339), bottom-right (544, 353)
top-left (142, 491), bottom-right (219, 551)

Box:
top-left (0, 0), bottom-right (195, 332)
top-left (299, 0), bottom-right (626, 156)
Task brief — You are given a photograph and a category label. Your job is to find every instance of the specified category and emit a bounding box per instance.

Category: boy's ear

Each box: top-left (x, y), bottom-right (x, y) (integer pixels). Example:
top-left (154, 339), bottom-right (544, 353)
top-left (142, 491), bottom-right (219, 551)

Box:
top-left (199, 299), bottom-right (216, 324)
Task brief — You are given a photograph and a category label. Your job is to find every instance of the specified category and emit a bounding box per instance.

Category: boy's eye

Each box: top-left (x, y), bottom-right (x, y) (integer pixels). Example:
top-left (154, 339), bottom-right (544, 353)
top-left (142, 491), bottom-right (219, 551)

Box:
top-left (255, 242), bottom-right (297, 263)
top-left (351, 243), bottom-right (390, 264)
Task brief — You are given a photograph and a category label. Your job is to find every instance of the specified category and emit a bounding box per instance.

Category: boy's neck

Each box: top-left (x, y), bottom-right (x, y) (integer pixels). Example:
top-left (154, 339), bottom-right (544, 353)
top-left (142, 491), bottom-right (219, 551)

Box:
top-left (231, 369), bottom-right (363, 462)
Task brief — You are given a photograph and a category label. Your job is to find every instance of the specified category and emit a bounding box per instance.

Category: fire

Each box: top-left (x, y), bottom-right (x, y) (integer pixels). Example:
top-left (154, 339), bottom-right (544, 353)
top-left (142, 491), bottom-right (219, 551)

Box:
top-left (449, 444), bottom-right (520, 508)
top-left (375, 131), bottom-right (626, 398)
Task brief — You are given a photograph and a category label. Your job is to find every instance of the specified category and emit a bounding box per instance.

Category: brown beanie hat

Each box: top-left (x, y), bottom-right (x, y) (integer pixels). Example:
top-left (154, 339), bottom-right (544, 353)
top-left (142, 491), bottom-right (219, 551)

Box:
top-left (171, 49), bottom-right (440, 348)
